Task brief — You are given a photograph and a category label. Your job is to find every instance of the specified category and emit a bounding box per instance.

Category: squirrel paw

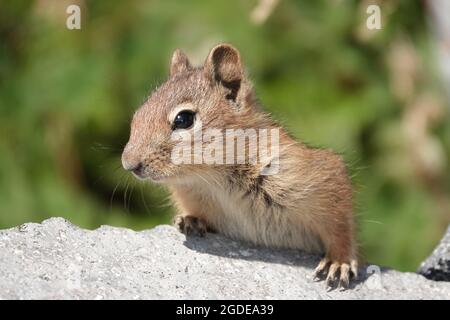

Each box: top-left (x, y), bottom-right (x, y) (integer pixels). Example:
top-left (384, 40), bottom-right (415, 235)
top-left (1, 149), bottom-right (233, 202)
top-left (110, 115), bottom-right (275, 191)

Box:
top-left (173, 215), bottom-right (207, 237)
top-left (313, 257), bottom-right (358, 291)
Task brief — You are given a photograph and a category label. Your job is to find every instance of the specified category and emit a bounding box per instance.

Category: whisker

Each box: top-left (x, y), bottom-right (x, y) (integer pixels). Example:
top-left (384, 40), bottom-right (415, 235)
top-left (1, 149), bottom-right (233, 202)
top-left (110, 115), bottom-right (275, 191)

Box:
top-left (110, 171), bottom-right (126, 212)
top-left (192, 171), bottom-right (209, 186)
top-left (128, 183), bottom-right (135, 212)
top-left (91, 143), bottom-right (122, 152)
top-left (123, 176), bottom-right (131, 213)
top-left (362, 219), bottom-right (384, 225)
top-left (140, 184), bottom-right (151, 214)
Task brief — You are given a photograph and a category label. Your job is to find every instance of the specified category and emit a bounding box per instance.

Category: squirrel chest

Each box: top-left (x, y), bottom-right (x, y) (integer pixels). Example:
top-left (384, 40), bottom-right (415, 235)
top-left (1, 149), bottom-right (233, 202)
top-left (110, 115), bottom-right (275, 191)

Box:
top-left (171, 176), bottom-right (324, 253)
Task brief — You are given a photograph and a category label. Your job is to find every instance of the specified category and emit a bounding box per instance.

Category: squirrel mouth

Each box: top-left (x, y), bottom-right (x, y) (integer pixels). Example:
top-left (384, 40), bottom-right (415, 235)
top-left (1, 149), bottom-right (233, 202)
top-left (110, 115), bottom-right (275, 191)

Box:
top-left (132, 171), bottom-right (168, 183)
top-left (126, 162), bottom-right (170, 182)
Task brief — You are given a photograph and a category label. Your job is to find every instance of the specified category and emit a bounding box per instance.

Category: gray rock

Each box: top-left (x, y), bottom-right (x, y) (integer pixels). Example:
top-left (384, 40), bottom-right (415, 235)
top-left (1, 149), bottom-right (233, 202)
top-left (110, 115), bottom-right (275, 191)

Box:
top-left (418, 225), bottom-right (450, 281)
top-left (0, 217), bottom-right (449, 299)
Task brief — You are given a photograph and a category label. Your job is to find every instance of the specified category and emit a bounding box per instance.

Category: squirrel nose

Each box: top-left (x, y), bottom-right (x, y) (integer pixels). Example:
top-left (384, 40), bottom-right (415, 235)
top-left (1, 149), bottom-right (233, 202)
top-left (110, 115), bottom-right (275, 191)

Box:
top-left (122, 144), bottom-right (146, 177)
top-left (123, 160), bottom-right (145, 177)
top-left (122, 158), bottom-right (142, 173)
top-left (121, 149), bottom-right (142, 171)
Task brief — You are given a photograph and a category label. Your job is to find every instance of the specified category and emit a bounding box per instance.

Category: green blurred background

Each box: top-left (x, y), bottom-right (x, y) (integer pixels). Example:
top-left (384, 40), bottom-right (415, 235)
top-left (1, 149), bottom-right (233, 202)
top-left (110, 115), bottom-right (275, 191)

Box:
top-left (1, 0), bottom-right (449, 271)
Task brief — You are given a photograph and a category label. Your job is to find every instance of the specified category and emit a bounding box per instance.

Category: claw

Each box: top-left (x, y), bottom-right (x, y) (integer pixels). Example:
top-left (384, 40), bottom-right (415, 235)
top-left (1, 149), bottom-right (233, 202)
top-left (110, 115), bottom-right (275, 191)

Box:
top-left (351, 259), bottom-right (358, 280)
top-left (313, 257), bottom-right (330, 280)
top-left (325, 262), bottom-right (340, 289)
top-left (313, 258), bottom-right (358, 291)
top-left (338, 263), bottom-right (350, 290)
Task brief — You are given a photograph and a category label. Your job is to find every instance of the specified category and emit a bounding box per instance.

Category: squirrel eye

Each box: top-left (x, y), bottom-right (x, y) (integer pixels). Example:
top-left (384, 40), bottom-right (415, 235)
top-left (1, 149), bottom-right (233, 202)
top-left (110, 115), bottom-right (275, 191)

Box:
top-left (172, 110), bottom-right (195, 130)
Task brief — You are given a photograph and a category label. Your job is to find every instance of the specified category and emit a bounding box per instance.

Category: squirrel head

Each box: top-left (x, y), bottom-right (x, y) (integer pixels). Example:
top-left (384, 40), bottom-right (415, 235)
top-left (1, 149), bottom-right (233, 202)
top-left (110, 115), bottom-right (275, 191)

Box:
top-left (122, 43), bottom-right (262, 183)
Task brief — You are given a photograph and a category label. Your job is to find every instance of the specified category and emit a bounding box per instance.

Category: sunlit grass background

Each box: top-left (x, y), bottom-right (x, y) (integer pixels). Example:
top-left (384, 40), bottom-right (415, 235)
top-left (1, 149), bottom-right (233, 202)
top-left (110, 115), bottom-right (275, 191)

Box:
top-left (1, 0), bottom-right (449, 271)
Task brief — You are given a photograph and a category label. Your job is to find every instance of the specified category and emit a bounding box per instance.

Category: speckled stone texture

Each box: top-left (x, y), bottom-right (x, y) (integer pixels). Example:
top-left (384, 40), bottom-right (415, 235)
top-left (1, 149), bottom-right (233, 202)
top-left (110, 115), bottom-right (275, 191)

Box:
top-left (0, 218), bottom-right (449, 299)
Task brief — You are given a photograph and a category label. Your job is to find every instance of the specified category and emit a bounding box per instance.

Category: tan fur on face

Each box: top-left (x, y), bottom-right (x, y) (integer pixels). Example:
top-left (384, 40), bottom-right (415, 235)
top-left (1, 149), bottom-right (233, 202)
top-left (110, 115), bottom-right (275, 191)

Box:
top-left (123, 43), bottom-right (359, 288)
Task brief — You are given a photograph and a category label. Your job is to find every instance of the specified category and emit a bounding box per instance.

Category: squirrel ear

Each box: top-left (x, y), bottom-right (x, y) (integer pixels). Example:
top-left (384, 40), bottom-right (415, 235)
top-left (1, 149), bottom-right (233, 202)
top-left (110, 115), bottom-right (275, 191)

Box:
top-left (204, 44), bottom-right (244, 101)
top-left (170, 49), bottom-right (192, 77)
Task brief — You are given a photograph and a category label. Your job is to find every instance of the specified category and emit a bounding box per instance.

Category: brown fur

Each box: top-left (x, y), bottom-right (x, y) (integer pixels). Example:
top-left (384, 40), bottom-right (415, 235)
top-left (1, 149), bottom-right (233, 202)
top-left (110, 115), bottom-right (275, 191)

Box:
top-left (122, 44), bottom-right (359, 289)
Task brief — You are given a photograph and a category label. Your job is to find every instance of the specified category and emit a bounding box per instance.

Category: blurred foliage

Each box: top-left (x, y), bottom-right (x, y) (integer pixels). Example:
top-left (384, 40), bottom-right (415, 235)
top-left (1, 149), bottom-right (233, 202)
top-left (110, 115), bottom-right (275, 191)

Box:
top-left (0, 0), bottom-right (449, 271)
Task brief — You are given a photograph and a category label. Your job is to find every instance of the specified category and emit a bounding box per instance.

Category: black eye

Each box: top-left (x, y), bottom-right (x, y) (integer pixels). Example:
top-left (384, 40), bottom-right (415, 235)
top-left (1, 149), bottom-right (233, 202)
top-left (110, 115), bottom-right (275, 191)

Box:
top-left (172, 110), bottom-right (195, 130)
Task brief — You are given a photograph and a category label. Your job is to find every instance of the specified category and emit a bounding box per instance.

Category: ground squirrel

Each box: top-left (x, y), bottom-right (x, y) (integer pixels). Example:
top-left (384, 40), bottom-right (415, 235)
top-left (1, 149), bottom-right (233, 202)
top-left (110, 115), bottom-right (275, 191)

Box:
top-left (122, 43), bottom-right (358, 289)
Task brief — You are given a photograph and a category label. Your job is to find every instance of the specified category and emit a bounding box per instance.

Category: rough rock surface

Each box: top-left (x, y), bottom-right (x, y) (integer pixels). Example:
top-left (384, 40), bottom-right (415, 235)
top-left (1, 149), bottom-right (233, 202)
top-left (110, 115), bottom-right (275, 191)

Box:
top-left (0, 217), bottom-right (449, 299)
top-left (418, 226), bottom-right (450, 281)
